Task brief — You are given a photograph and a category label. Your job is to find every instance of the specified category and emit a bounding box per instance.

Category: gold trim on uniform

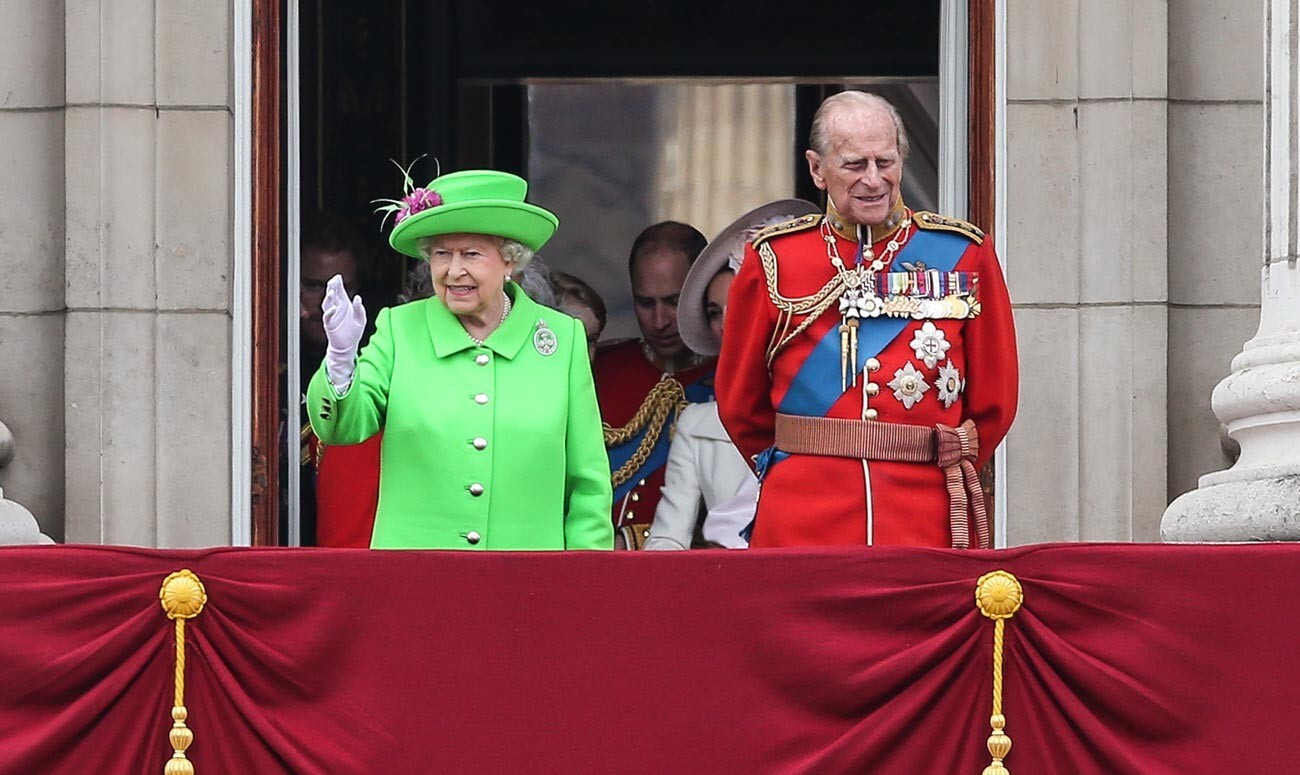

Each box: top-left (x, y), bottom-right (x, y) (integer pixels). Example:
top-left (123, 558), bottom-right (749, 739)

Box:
top-left (751, 212), bottom-right (821, 248)
top-left (602, 377), bottom-right (689, 488)
top-left (825, 199), bottom-right (910, 243)
top-left (758, 241), bottom-right (843, 365)
top-left (912, 210), bottom-right (985, 244)
top-left (754, 221), bottom-right (981, 364)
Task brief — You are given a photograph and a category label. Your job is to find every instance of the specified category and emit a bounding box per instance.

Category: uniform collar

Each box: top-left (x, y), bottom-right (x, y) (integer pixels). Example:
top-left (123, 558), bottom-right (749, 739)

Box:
top-left (426, 281), bottom-right (535, 360)
top-left (825, 197), bottom-right (910, 244)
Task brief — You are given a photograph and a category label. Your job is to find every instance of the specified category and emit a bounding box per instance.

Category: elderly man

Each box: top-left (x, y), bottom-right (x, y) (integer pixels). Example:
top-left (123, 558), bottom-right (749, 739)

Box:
top-left (717, 91), bottom-right (1019, 549)
top-left (594, 221), bottom-right (715, 546)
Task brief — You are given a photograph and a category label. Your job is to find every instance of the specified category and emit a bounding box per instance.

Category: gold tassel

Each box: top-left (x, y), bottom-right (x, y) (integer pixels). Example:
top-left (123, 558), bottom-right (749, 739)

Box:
top-left (159, 570), bottom-right (208, 775)
top-left (975, 570), bottom-right (1023, 775)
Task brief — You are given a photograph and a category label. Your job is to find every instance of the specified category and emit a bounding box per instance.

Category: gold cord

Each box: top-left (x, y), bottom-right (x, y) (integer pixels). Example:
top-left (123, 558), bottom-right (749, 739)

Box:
top-left (603, 378), bottom-right (689, 488)
top-left (975, 570), bottom-right (1023, 775)
top-left (160, 570), bottom-right (207, 775)
top-left (174, 619), bottom-right (186, 708)
top-left (759, 242), bottom-right (844, 362)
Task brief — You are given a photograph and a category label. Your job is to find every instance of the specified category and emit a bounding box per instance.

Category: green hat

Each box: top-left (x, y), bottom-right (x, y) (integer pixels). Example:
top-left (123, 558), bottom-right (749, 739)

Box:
top-left (386, 170), bottom-right (559, 258)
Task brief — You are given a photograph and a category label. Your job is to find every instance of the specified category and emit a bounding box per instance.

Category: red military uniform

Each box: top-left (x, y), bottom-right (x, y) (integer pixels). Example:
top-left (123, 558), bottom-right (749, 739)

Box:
top-left (717, 205), bottom-right (1018, 548)
top-left (593, 339), bottom-right (715, 542)
top-left (314, 435), bottom-right (382, 547)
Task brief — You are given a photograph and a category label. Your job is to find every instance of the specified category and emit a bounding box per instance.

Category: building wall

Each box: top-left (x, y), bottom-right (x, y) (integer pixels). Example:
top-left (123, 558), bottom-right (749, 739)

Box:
top-left (0, 0), bottom-right (235, 546)
top-left (1000, 0), bottom-right (1264, 544)
top-left (1165, 0), bottom-right (1266, 501)
top-left (0, 0), bottom-right (68, 538)
top-left (1004, 0), bottom-right (1170, 542)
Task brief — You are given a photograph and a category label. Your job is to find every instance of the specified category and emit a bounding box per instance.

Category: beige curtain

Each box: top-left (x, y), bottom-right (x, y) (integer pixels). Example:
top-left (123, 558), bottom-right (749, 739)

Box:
top-left (652, 83), bottom-right (796, 239)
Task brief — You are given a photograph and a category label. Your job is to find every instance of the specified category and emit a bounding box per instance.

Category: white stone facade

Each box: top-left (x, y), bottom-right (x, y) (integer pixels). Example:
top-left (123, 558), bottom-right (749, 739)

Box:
top-left (0, 2), bottom-right (1284, 546)
top-left (1, 0), bottom-right (233, 546)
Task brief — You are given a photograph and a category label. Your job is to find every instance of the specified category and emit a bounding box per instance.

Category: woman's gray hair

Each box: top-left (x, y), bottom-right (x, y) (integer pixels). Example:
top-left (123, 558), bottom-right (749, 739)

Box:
top-left (500, 239), bottom-right (534, 268)
top-left (809, 91), bottom-right (910, 160)
top-left (514, 255), bottom-right (556, 307)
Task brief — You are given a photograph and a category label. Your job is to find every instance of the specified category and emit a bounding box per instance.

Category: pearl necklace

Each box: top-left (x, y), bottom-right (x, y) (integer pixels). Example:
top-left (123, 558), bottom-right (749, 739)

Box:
top-left (467, 293), bottom-right (512, 346)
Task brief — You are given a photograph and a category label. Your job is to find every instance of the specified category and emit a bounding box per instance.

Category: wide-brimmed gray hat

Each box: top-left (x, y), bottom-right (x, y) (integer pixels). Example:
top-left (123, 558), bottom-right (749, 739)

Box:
top-left (679, 199), bottom-right (820, 356)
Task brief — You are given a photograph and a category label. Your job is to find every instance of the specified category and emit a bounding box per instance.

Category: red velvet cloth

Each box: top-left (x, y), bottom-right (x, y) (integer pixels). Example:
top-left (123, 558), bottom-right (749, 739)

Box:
top-left (0, 543), bottom-right (1296, 774)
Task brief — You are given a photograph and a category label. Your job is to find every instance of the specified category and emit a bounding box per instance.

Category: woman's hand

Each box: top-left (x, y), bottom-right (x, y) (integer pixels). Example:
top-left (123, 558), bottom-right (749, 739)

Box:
top-left (322, 274), bottom-right (367, 392)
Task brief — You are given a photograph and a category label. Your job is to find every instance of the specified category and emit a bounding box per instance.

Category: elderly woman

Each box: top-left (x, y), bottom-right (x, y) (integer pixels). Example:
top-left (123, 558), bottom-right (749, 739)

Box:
top-left (643, 200), bottom-right (818, 550)
top-left (307, 169), bottom-right (613, 550)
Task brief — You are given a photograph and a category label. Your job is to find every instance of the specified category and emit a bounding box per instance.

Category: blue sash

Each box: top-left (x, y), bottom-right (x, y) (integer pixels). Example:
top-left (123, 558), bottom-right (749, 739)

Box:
top-left (776, 228), bottom-right (970, 418)
top-left (609, 377), bottom-right (714, 503)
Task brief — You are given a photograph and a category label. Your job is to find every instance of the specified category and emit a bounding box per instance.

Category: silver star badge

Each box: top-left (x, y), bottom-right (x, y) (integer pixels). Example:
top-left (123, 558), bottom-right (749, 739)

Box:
top-left (888, 362), bottom-right (930, 409)
top-left (937, 359), bottom-right (963, 409)
top-left (910, 321), bottom-right (951, 369)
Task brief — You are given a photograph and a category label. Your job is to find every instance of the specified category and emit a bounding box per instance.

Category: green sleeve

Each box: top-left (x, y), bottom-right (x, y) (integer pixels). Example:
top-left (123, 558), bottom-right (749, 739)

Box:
top-left (306, 306), bottom-right (395, 446)
top-left (562, 315), bottom-right (615, 550)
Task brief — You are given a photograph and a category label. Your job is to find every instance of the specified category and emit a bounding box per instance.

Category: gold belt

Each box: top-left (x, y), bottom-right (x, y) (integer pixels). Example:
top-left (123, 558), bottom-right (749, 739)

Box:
top-left (773, 414), bottom-right (990, 549)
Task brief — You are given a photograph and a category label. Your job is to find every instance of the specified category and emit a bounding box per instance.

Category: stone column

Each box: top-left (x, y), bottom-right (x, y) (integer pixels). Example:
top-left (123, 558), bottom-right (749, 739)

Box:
top-left (1162, 0), bottom-right (1300, 541)
top-left (61, 0), bottom-right (234, 547)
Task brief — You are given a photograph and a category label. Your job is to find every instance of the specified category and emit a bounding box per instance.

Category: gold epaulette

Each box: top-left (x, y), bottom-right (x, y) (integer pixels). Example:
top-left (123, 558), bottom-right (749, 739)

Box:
top-left (913, 211), bottom-right (985, 245)
top-left (751, 213), bottom-right (821, 248)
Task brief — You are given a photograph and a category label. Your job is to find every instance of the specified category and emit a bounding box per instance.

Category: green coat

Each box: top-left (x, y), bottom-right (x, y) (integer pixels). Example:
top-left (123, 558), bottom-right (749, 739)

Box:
top-left (307, 283), bottom-right (614, 550)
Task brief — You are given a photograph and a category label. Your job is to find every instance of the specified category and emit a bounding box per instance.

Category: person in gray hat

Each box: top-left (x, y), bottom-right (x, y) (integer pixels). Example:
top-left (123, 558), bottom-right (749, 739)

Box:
top-left (643, 200), bottom-right (819, 550)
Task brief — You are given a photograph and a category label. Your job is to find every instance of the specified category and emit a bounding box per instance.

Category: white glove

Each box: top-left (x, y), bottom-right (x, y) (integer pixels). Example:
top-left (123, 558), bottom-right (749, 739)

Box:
top-left (321, 274), bottom-right (366, 393)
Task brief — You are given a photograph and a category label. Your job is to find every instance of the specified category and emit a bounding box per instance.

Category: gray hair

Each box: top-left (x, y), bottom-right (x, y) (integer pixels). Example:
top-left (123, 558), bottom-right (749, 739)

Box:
top-left (514, 255), bottom-right (556, 307)
top-left (808, 91), bottom-right (910, 160)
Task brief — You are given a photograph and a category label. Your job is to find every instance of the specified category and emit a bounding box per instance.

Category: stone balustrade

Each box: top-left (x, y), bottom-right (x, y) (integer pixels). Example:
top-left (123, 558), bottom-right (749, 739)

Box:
top-left (0, 420), bottom-right (54, 545)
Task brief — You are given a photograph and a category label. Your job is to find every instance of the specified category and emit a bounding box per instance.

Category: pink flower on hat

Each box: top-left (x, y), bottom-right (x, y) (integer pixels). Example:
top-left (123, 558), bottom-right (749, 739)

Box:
top-left (394, 187), bottom-right (443, 225)
top-left (373, 154), bottom-right (443, 230)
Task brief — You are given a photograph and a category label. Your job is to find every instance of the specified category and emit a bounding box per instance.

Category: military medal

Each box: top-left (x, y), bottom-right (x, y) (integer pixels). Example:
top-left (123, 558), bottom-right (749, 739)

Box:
top-left (910, 321), bottom-right (951, 369)
top-left (533, 319), bottom-right (557, 356)
top-left (823, 219), bottom-right (914, 391)
top-left (888, 362), bottom-right (930, 409)
top-left (937, 359), bottom-right (964, 409)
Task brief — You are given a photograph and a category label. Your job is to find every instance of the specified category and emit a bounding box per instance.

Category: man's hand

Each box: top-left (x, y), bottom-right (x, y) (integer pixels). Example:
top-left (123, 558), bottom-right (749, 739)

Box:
top-left (322, 274), bottom-right (366, 392)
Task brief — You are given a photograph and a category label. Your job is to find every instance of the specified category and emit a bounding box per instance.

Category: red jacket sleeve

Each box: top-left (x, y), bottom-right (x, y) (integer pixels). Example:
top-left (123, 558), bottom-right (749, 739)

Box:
top-left (716, 241), bottom-right (778, 471)
top-left (315, 434), bottom-right (382, 548)
top-left (963, 239), bottom-right (1019, 467)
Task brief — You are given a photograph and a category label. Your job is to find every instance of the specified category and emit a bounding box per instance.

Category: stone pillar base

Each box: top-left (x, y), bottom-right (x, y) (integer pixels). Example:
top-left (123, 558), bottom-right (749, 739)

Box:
top-left (1163, 474), bottom-right (1300, 542)
top-left (1161, 261), bottom-right (1300, 542)
top-left (0, 487), bottom-right (54, 545)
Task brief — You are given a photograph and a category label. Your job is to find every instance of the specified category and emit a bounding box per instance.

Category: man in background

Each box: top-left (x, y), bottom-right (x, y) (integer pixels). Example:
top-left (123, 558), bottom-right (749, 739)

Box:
top-left (593, 221), bottom-right (715, 548)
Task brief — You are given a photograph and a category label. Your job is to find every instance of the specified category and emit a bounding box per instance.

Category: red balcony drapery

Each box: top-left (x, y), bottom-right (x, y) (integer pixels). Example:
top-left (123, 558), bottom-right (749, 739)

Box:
top-left (0, 543), bottom-right (1296, 774)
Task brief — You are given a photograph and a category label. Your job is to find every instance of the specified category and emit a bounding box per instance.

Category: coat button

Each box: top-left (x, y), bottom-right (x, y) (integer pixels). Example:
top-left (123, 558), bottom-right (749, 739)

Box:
top-left (865, 408), bottom-right (879, 420)
top-left (476, 354), bottom-right (490, 366)
top-left (474, 393), bottom-right (489, 405)
top-left (866, 358), bottom-right (881, 372)
top-left (469, 483), bottom-right (485, 496)
top-left (473, 437), bottom-right (488, 450)
top-left (466, 531), bottom-right (481, 544)
top-left (866, 382), bottom-right (880, 396)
